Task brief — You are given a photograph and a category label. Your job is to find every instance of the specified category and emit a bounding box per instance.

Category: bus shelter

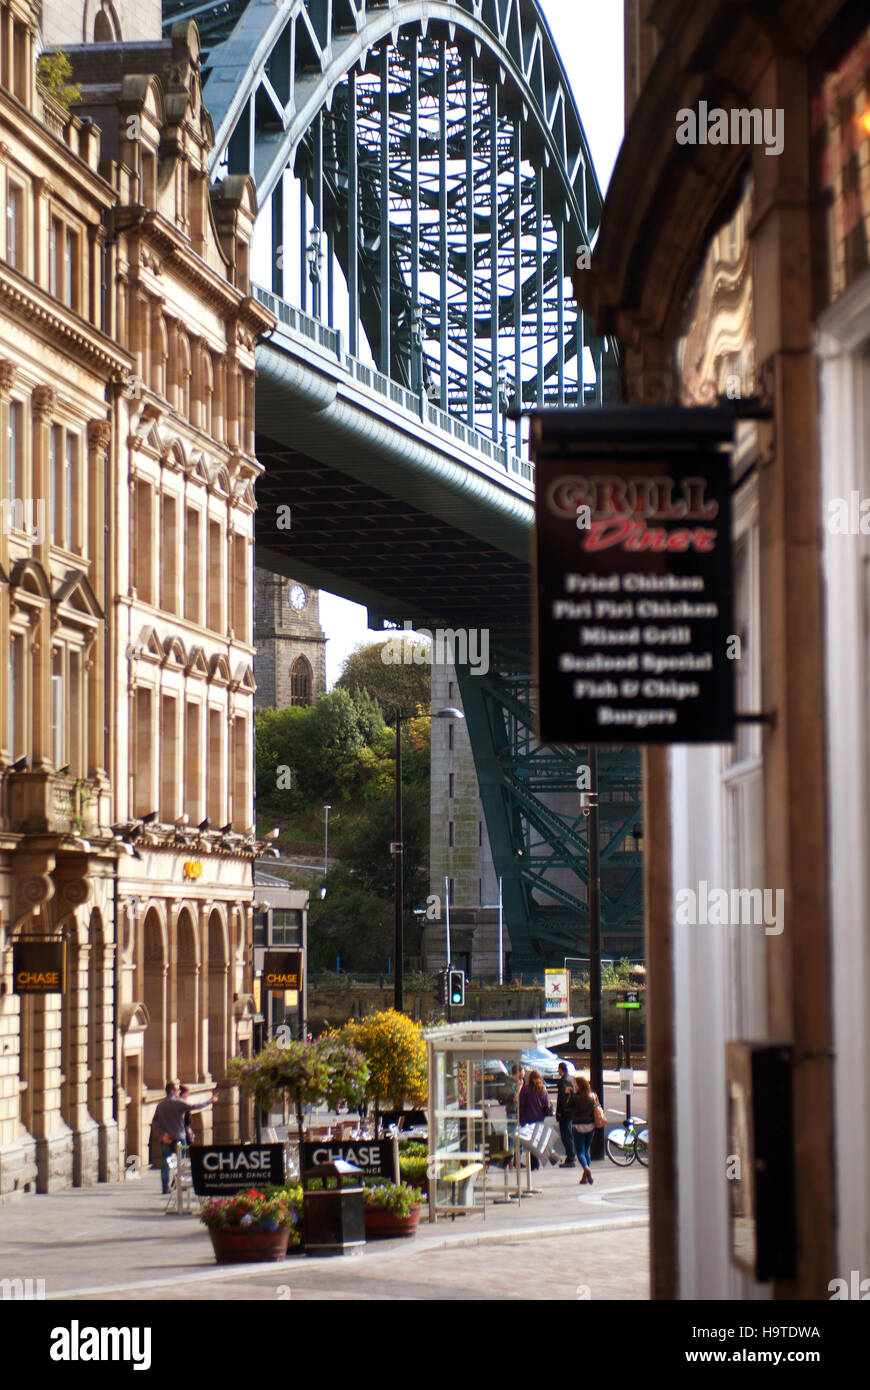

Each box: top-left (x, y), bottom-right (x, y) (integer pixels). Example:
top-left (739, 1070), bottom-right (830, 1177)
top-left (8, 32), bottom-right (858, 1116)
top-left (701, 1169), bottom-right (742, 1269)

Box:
top-left (423, 1017), bottom-right (591, 1220)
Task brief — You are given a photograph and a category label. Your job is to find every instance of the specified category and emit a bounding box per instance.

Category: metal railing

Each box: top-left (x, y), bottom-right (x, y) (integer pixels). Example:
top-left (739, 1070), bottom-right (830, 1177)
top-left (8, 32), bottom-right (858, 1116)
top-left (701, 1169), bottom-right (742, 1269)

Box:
top-left (254, 284), bottom-right (532, 483)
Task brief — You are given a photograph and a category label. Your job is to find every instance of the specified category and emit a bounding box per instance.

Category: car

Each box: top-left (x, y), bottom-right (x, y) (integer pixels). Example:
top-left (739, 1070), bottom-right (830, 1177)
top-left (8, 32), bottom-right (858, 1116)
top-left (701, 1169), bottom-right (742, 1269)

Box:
top-left (473, 1058), bottom-right (513, 1100)
top-left (520, 1047), bottom-right (577, 1082)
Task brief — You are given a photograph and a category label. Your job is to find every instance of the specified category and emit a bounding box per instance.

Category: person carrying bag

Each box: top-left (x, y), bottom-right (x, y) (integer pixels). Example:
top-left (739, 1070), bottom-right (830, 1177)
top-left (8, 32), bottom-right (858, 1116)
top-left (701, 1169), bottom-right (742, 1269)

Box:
top-left (570, 1076), bottom-right (601, 1185)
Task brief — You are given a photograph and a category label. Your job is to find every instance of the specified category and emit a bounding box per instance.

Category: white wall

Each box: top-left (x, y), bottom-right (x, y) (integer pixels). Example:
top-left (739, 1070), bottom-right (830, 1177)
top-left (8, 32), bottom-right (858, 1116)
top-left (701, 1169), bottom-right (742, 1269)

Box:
top-left (670, 459), bottom-right (771, 1299)
top-left (817, 269), bottom-right (870, 1287)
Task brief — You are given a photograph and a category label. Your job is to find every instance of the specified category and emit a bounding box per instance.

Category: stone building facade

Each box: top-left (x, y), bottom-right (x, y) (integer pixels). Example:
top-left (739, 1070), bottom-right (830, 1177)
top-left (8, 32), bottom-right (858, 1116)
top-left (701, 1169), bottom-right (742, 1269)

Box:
top-left (0, 0), bottom-right (274, 1195)
top-left (0, 0), bottom-right (125, 1195)
top-left (253, 569), bottom-right (326, 710)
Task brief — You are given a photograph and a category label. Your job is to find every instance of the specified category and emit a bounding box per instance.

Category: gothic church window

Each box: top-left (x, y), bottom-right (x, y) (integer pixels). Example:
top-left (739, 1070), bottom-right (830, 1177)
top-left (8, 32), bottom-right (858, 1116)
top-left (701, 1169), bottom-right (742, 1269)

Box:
top-left (290, 655), bottom-right (312, 707)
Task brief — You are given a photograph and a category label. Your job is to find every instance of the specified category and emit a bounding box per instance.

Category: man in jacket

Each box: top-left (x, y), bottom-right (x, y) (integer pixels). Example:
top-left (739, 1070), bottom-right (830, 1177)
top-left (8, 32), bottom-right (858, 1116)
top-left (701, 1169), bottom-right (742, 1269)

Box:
top-left (555, 1062), bottom-right (577, 1167)
top-left (151, 1082), bottom-right (217, 1194)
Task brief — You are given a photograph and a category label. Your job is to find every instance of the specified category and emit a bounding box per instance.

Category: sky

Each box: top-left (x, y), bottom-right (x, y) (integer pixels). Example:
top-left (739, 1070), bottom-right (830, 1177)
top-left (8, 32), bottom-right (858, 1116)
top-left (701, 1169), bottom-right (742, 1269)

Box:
top-left (319, 0), bottom-right (626, 685)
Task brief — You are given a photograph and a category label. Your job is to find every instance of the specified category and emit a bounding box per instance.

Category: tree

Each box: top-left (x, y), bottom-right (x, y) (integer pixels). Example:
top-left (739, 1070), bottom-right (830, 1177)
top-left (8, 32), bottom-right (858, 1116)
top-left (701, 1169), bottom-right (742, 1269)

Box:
top-left (336, 638), bottom-right (431, 717)
top-left (333, 1010), bottom-right (427, 1129)
top-left (308, 876), bottom-right (394, 973)
top-left (342, 783), bottom-right (429, 905)
top-left (228, 1036), bottom-right (368, 1158)
top-left (255, 688), bottom-right (374, 812)
top-left (37, 51), bottom-right (81, 108)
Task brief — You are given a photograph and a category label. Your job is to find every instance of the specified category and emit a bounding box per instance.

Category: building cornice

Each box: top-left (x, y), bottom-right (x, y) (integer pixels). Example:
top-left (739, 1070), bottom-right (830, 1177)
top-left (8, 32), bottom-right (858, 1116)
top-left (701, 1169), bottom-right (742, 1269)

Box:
top-left (0, 91), bottom-right (114, 210)
top-left (0, 267), bottom-right (131, 379)
top-left (118, 209), bottom-right (275, 337)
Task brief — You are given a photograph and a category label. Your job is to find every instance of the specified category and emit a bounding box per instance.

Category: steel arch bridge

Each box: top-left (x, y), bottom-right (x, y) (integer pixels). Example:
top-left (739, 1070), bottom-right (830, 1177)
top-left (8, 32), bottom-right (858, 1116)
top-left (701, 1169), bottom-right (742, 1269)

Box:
top-left (163, 0), bottom-right (642, 968)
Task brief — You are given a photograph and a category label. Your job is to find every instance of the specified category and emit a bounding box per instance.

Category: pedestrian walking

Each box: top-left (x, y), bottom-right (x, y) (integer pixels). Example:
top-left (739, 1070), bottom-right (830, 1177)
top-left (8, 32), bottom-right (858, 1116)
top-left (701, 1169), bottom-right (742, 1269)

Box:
top-left (571, 1076), bottom-right (599, 1184)
top-left (518, 1068), bottom-right (552, 1171)
top-left (498, 1063), bottom-right (524, 1159)
top-left (151, 1082), bottom-right (217, 1195)
top-left (555, 1062), bottom-right (577, 1167)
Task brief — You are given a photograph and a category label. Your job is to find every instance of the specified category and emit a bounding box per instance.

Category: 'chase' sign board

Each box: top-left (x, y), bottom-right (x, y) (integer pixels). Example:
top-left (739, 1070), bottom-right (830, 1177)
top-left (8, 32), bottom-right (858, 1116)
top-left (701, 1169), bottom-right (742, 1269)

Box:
top-left (189, 1144), bottom-right (285, 1195)
top-left (13, 941), bottom-right (66, 994)
top-left (263, 949), bottom-right (302, 992)
top-left (302, 1140), bottom-right (398, 1183)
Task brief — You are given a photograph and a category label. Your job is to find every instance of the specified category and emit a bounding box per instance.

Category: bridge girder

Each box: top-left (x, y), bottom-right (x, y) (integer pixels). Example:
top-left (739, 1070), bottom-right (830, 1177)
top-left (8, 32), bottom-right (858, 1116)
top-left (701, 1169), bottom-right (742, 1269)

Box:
top-left (164, 0), bottom-right (639, 969)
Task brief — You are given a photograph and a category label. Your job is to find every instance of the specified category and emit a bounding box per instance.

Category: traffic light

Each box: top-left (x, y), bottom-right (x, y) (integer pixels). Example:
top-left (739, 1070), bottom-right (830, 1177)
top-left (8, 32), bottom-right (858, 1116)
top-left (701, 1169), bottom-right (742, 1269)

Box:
top-left (448, 968), bottom-right (465, 1007)
top-left (439, 968), bottom-right (449, 1005)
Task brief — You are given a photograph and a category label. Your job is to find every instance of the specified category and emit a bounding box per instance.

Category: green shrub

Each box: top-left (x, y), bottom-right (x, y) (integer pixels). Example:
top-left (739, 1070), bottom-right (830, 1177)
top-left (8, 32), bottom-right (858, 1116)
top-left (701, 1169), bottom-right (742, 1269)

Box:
top-left (399, 1155), bottom-right (428, 1184)
top-left (362, 1180), bottom-right (423, 1216)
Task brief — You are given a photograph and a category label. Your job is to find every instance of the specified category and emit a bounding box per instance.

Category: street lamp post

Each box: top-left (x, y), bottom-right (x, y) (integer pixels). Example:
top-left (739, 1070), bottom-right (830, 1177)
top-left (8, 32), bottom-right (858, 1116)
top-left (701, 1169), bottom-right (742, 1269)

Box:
top-left (497, 370), bottom-right (510, 457)
top-left (481, 876), bottom-right (505, 984)
top-left (411, 301), bottom-right (423, 395)
top-left (393, 712), bottom-right (404, 1012)
top-left (323, 803), bottom-right (331, 879)
top-left (307, 226), bottom-right (323, 319)
top-left (583, 745), bottom-right (605, 1160)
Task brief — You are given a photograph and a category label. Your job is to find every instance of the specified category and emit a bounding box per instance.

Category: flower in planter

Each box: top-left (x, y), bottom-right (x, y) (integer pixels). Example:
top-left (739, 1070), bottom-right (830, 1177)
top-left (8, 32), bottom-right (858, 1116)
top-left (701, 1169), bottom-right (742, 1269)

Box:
top-left (199, 1189), bottom-right (300, 1242)
top-left (361, 1180), bottom-right (423, 1217)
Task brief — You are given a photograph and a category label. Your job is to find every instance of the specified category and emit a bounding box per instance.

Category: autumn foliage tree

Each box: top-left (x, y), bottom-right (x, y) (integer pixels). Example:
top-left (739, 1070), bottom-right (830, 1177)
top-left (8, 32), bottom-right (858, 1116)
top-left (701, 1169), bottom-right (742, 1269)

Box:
top-left (332, 1010), bottom-right (427, 1129)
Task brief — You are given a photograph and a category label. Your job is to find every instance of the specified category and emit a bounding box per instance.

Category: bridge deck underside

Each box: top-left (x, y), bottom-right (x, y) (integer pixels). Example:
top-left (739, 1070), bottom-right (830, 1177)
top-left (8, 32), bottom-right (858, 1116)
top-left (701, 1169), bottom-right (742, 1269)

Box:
top-left (254, 434), bottom-right (532, 632)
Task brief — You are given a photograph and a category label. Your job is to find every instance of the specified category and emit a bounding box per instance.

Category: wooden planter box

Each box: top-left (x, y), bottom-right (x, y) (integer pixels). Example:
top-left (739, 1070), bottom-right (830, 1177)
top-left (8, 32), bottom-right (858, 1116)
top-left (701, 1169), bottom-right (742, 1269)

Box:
top-left (363, 1204), bottom-right (421, 1240)
top-left (208, 1225), bottom-right (293, 1263)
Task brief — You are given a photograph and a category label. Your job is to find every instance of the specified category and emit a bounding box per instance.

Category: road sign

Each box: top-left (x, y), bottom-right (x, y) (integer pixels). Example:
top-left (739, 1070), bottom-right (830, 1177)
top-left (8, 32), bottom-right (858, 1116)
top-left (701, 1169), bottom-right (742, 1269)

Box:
top-left (616, 990), bottom-right (640, 1010)
top-left (531, 407), bottom-right (735, 744)
top-left (619, 1068), bottom-right (634, 1094)
top-left (544, 968), bottom-right (569, 1015)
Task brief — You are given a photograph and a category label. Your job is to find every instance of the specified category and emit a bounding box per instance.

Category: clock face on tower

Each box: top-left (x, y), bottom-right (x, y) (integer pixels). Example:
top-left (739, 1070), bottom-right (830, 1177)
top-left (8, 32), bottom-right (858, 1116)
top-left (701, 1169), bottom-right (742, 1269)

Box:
top-left (289, 584), bottom-right (307, 612)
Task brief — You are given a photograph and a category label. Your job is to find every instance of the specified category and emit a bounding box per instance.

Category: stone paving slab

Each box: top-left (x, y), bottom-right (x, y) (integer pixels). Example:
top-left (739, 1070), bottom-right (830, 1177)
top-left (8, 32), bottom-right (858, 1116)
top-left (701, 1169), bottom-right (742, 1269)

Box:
top-left (0, 1157), bottom-right (648, 1302)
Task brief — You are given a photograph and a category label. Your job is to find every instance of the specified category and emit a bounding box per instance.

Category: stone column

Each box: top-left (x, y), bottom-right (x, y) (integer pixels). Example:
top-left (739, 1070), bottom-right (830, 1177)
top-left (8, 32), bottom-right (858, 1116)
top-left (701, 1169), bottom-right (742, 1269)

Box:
top-left (750, 53), bottom-right (834, 1298)
top-left (14, 860), bottom-right (73, 1192)
top-left (30, 386), bottom-right (55, 773)
top-left (60, 914), bottom-right (100, 1186)
top-left (225, 359), bottom-right (240, 451)
top-left (92, 933), bottom-right (119, 1182)
top-left (0, 361), bottom-right (15, 731)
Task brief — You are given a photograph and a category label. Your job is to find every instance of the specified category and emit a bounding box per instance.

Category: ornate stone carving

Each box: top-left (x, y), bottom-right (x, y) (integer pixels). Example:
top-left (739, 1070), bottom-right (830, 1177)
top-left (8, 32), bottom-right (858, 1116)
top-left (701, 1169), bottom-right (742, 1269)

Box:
top-left (0, 360), bottom-right (16, 394)
top-left (88, 419), bottom-right (112, 454)
top-left (62, 879), bottom-right (91, 907)
top-left (13, 873), bottom-right (55, 930)
top-left (32, 385), bottom-right (56, 422)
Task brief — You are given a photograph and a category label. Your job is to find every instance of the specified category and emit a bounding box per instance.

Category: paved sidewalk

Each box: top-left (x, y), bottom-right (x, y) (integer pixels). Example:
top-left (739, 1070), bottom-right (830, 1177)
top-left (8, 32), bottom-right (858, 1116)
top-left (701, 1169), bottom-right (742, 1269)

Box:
top-left (0, 1158), bottom-right (648, 1302)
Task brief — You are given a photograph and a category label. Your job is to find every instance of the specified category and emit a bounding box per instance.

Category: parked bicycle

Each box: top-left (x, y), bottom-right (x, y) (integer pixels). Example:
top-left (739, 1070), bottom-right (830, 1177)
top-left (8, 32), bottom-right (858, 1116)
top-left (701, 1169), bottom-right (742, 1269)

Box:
top-left (605, 1116), bottom-right (648, 1166)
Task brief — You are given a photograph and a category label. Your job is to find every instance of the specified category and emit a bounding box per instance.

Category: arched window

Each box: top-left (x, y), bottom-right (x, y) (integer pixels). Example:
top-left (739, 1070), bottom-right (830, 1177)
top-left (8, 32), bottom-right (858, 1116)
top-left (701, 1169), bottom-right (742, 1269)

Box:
top-left (177, 332), bottom-right (191, 420)
top-left (290, 655), bottom-right (312, 707)
top-left (92, 2), bottom-right (121, 41)
top-left (143, 909), bottom-right (166, 1089)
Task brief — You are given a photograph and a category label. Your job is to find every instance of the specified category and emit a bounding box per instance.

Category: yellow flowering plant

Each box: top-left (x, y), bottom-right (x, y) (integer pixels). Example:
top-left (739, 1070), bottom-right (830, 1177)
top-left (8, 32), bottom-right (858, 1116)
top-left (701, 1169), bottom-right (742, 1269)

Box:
top-left (328, 1009), bottom-right (427, 1129)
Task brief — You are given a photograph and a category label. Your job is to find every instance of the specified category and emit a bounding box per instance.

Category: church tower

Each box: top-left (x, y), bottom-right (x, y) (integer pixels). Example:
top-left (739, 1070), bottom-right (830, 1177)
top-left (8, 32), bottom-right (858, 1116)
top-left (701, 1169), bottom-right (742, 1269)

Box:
top-left (253, 570), bottom-right (327, 709)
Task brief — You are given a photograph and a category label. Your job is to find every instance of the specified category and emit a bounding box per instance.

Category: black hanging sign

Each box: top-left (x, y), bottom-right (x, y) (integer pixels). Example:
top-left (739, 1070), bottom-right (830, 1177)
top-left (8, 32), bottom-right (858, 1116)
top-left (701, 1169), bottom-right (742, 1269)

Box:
top-left (262, 949), bottom-right (303, 991)
top-left (13, 940), bottom-right (66, 994)
top-left (531, 407), bottom-right (735, 744)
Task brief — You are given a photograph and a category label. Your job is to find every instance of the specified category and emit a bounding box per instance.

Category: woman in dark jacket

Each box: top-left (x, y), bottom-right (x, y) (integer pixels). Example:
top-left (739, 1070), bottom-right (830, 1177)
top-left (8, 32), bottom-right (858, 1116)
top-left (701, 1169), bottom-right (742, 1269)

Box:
top-left (571, 1076), bottom-right (599, 1184)
top-left (518, 1069), bottom-right (552, 1171)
